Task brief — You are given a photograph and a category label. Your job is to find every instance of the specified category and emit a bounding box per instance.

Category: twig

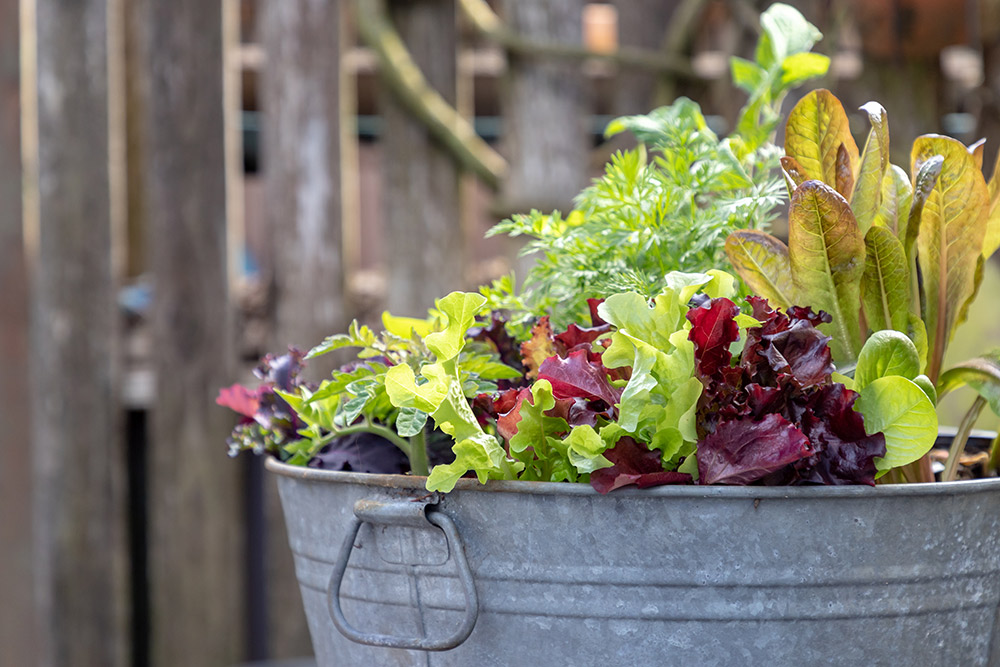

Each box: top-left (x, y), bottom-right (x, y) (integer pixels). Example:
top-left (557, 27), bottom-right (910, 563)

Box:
top-left (457, 0), bottom-right (697, 76)
top-left (355, 0), bottom-right (507, 188)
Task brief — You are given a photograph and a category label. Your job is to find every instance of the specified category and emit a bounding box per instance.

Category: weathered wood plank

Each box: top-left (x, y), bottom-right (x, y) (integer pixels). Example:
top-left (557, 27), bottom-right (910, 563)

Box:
top-left (611, 0), bottom-right (680, 116)
top-left (139, 0), bottom-right (244, 663)
top-left (383, 0), bottom-right (464, 316)
top-left (30, 0), bottom-right (128, 664)
top-left (259, 0), bottom-right (346, 657)
top-left (0, 0), bottom-right (39, 663)
top-left (499, 0), bottom-right (588, 215)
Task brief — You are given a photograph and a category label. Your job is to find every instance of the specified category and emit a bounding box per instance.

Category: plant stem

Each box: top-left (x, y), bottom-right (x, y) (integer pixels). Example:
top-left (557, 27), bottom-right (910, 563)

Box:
top-left (408, 428), bottom-right (429, 477)
top-left (942, 396), bottom-right (987, 482)
top-left (311, 421), bottom-right (415, 462)
top-left (988, 431), bottom-right (1000, 476)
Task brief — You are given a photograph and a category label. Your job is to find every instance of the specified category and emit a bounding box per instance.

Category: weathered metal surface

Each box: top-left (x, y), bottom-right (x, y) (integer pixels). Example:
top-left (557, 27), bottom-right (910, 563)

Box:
top-left (268, 458), bottom-right (1000, 666)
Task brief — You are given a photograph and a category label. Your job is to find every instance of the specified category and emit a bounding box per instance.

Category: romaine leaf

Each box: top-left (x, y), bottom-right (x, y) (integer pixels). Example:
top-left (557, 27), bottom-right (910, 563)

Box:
top-left (872, 165), bottom-right (912, 238)
top-left (788, 180), bottom-right (866, 363)
top-left (854, 376), bottom-right (938, 473)
top-left (912, 135), bottom-right (990, 381)
top-left (861, 225), bottom-right (910, 334)
top-left (985, 146), bottom-right (1000, 259)
top-left (784, 89), bottom-right (858, 191)
top-left (851, 102), bottom-right (889, 233)
top-left (384, 362), bottom-right (449, 414)
top-left (725, 230), bottom-right (796, 310)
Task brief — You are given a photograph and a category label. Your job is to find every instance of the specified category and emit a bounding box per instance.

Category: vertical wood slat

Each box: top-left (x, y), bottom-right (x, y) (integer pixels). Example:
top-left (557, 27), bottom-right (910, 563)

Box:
top-left (499, 0), bottom-right (588, 215)
top-left (0, 0), bottom-right (37, 662)
top-left (30, 0), bottom-right (128, 664)
top-left (383, 0), bottom-right (463, 316)
top-left (611, 0), bottom-right (680, 116)
top-left (139, 0), bottom-right (244, 663)
top-left (259, 0), bottom-right (346, 657)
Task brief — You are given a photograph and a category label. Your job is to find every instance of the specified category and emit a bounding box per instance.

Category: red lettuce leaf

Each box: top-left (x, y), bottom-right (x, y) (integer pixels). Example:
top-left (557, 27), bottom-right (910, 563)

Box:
top-left (687, 297), bottom-right (741, 378)
top-left (697, 413), bottom-right (814, 485)
top-left (587, 298), bottom-right (607, 327)
top-left (590, 437), bottom-right (693, 493)
top-left (553, 323), bottom-right (611, 355)
top-left (216, 384), bottom-right (261, 420)
top-left (537, 349), bottom-right (621, 408)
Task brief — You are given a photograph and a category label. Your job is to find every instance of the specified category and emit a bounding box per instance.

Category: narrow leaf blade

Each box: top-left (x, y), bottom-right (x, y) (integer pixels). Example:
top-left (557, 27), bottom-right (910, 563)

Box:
top-left (851, 102), bottom-right (889, 233)
top-left (861, 225), bottom-right (910, 334)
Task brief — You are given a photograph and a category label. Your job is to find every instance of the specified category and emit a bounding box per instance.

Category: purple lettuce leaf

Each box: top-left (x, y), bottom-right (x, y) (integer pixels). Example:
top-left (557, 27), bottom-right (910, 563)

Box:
top-left (590, 437), bottom-right (693, 494)
top-left (784, 384), bottom-right (886, 486)
top-left (309, 431), bottom-right (410, 474)
top-left (697, 413), bottom-right (814, 485)
top-left (741, 298), bottom-right (833, 389)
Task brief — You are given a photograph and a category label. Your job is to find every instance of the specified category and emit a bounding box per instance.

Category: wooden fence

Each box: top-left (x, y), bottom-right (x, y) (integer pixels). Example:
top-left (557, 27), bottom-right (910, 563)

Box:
top-left (2, 0), bottom-right (1000, 665)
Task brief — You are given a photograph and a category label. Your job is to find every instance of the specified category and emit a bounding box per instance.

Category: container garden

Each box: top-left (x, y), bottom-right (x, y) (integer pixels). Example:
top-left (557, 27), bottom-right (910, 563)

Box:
top-left (268, 460), bottom-right (1000, 666)
top-left (219, 5), bottom-right (1000, 665)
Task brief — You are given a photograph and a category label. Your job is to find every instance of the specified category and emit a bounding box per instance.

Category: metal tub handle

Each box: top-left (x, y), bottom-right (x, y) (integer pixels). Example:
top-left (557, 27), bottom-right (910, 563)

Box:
top-left (326, 499), bottom-right (479, 651)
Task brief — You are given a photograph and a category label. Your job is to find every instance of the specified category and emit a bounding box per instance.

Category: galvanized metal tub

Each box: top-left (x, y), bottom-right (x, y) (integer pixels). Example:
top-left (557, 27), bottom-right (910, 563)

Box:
top-left (267, 458), bottom-right (1000, 666)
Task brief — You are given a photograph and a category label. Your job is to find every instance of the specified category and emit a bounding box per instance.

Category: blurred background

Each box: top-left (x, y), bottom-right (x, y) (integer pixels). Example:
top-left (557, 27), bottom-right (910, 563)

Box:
top-left (2, 0), bottom-right (999, 665)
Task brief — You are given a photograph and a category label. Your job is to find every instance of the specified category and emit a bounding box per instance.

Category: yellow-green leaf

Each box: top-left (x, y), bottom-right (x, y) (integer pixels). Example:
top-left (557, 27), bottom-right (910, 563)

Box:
top-left (780, 155), bottom-right (809, 191)
top-left (861, 225), bottom-right (909, 334)
top-left (851, 102), bottom-right (889, 233)
top-left (788, 180), bottom-right (866, 363)
top-left (855, 376), bottom-right (938, 472)
top-left (905, 154), bottom-right (944, 266)
top-left (424, 291), bottom-right (487, 361)
top-left (911, 135), bottom-right (990, 382)
top-left (872, 164), bottom-right (912, 239)
top-left (937, 352), bottom-right (1000, 417)
top-left (985, 145), bottom-right (1000, 259)
top-left (381, 312), bottom-right (435, 339)
top-left (725, 230), bottom-right (796, 311)
top-left (784, 89), bottom-right (859, 191)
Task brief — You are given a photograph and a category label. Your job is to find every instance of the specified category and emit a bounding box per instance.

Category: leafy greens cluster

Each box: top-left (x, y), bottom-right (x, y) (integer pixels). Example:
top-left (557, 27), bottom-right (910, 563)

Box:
top-left (481, 3), bottom-right (829, 330)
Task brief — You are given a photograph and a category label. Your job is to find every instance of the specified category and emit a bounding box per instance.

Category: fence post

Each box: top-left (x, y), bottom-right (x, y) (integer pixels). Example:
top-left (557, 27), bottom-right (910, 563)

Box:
top-left (0, 0), bottom-right (38, 663)
top-left (29, 0), bottom-right (129, 664)
top-left (138, 0), bottom-right (244, 662)
top-left (499, 0), bottom-right (589, 215)
top-left (382, 0), bottom-right (464, 315)
top-left (258, 0), bottom-right (348, 657)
